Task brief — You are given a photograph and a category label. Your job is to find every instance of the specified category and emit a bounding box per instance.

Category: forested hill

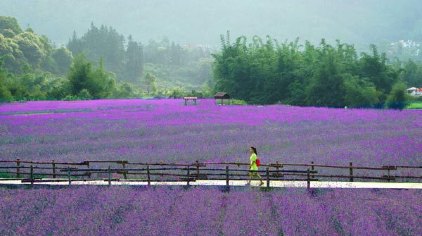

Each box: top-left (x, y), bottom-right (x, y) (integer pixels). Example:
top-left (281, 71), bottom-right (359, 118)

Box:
top-left (0, 0), bottom-right (422, 47)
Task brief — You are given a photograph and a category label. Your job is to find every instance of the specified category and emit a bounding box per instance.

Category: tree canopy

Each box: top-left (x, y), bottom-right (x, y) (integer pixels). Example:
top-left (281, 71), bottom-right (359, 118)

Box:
top-left (213, 33), bottom-right (406, 108)
top-left (67, 24), bottom-right (143, 83)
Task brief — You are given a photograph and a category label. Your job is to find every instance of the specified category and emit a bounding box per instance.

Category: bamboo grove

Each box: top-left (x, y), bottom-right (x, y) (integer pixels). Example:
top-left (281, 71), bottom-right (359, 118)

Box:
top-left (213, 32), bottom-right (417, 108)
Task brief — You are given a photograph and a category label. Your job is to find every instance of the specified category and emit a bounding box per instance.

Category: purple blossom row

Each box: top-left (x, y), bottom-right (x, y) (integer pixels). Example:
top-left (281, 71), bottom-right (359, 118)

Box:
top-left (0, 99), bottom-right (421, 177)
top-left (0, 187), bottom-right (420, 236)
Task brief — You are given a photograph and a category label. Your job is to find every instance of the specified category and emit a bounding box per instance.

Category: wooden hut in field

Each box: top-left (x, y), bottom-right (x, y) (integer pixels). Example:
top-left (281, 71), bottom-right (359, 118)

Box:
top-left (214, 92), bottom-right (230, 105)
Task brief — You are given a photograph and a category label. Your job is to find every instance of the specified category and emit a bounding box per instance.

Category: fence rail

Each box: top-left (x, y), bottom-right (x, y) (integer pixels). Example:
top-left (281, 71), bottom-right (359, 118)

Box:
top-left (0, 159), bottom-right (420, 189)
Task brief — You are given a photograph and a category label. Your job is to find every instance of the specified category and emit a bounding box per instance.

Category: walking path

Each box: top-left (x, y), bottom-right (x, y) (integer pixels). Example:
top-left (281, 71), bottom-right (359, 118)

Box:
top-left (1, 179), bottom-right (421, 189)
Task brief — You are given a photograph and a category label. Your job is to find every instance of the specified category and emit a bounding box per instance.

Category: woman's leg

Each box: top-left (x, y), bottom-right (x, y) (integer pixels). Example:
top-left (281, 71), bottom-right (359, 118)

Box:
top-left (247, 171), bottom-right (251, 184)
top-left (247, 171), bottom-right (255, 184)
top-left (256, 172), bottom-right (264, 185)
top-left (247, 171), bottom-right (263, 185)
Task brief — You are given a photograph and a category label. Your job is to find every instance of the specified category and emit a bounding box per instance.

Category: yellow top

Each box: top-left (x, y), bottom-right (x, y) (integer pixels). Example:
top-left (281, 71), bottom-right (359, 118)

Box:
top-left (250, 153), bottom-right (258, 171)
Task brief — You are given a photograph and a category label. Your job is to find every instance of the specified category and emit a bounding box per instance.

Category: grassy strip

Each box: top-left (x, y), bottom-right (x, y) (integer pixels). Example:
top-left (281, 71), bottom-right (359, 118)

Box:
top-left (0, 172), bottom-right (14, 178)
top-left (406, 102), bottom-right (422, 109)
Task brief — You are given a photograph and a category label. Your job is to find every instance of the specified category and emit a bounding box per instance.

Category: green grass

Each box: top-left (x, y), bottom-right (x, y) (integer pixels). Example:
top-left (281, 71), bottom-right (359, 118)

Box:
top-left (0, 172), bottom-right (51, 179)
top-left (215, 99), bottom-right (247, 105)
top-left (406, 102), bottom-right (422, 109)
top-left (0, 172), bottom-right (15, 178)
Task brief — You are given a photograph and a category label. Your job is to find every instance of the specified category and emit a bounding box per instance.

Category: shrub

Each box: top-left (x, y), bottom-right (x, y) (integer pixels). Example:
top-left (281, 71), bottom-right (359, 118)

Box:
top-left (385, 81), bottom-right (409, 110)
top-left (78, 89), bottom-right (92, 100)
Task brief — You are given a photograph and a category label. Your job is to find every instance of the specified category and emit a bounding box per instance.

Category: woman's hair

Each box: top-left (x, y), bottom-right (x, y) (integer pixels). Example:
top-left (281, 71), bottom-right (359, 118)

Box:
top-left (250, 146), bottom-right (257, 155)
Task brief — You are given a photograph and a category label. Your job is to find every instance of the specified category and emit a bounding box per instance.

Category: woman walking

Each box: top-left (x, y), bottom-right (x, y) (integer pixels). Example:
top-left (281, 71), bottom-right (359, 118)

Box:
top-left (247, 146), bottom-right (264, 186)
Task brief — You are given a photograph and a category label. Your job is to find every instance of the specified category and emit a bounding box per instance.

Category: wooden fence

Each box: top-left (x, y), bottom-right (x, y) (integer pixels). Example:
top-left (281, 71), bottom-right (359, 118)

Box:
top-left (0, 159), bottom-right (421, 189)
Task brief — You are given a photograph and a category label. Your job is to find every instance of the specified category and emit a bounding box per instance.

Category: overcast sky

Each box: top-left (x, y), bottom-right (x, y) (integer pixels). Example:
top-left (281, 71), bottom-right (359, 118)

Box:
top-left (1, 0), bottom-right (422, 48)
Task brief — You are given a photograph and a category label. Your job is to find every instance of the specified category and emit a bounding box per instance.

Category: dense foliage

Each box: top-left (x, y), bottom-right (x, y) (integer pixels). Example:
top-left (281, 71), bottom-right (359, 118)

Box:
top-left (399, 59), bottom-right (422, 86)
top-left (0, 55), bottom-right (144, 102)
top-left (68, 25), bottom-right (213, 91)
top-left (0, 17), bottom-right (209, 102)
top-left (213, 33), bottom-right (415, 108)
top-left (0, 16), bottom-right (72, 75)
top-left (68, 24), bottom-right (143, 83)
top-left (0, 16), bottom-right (420, 107)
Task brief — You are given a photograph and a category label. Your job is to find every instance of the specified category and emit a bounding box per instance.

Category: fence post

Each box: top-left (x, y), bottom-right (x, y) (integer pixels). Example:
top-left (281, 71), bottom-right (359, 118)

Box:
top-left (195, 160), bottom-right (200, 180)
top-left (68, 166), bottom-right (71, 186)
top-left (349, 162), bottom-right (354, 182)
top-left (52, 160), bottom-right (56, 179)
top-left (307, 168), bottom-right (310, 190)
top-left (311, 161), bottom-right (315, 179)
top-left (225, 166), bottom-right (229, 188)
top-left (16, 158), bottom-right (21, 178)
top-left (107, 166), bottom-right (111, 186)
top-left (85, 161), bottom-right (91, 179)
top-left (275, 161), bottom-right (280, 178)
top-left (266, 167), bottom-right (270, 188)
top-left (147, 165), bottom-right (151, 186)
top-left (30, 165), bottom-right (34, 185)
top-left (122, 161), bottom-right (127, 179)
top-left (187, 165), bottom-right (191, 186)
top-left (387, 168), bottom-right (391, 182)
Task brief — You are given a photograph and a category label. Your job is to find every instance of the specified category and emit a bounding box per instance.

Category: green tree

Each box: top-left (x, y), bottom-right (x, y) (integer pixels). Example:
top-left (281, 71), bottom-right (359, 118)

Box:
top-left (14, 31), bottom-right (52, 69)
top-left (285, 80), bottom-right (307, 106)
top-left (46, 77), bottom-right (70, 100)
top-left (67, 31), bottom-right (82, 54)
top-left (401, 60), bottom-right (422, 87)
top-left (112, 82), bottom-right (135, 98)
top-left (88, 59), bottom-right (116, 98)
top-left (386, 81), bottom-right (408, 110)
top-left (144, 72), bottom-right (157, 95)
top-left (0, 34), bottom-right (26, 72)
top-left (67, 54), bottom-right (115, 99)
top-left (0, 60), bottom-right (12, 102)
top-left (168, 86), bottom-right (185, 98)
top-left (68, 54), bottom-right (92, 96)
top-left (344, 75), bottom-right (380, 107)
top-left (51, 47), bottom-right (73, 75)
top-left (0, 17), bottom-right (57, 73)
top-left (306, 44), bottom-right (346, 107)
top-left (0, 16), bottom-right (23, 36)
top-left (67, 23), bottom-right (126, 80)
top-left (123, 35), bottom-right (143, 82)
top-left (213, 35), bottom-right (404, 108)
top-left (78, 89), bottom-right (92, 100)
top-left (358, 45), bottom-right (399, 104)
top-left (0, 82), bottom-right (12, 102)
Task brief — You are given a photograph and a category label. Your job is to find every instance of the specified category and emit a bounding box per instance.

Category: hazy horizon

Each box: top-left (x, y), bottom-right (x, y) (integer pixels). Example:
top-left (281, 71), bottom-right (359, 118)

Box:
top-left (1, 0), bottom-right (422, 49)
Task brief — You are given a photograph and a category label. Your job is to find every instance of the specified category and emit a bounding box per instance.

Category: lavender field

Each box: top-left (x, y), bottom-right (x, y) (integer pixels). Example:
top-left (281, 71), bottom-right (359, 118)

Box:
top-left (0, 99), bottom-right (421, 235)
top-left (0, 187), bottom-right (421, 235)
top-left (0, 99), bottom-right (421, 166)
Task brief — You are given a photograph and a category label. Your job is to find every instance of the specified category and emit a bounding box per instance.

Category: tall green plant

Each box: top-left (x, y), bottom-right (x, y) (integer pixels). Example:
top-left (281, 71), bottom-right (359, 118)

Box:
top-left (213, 35), bottom-right (402, 108)
top-left (386, 81), bottom-right (408, 110)
top-left (67, 54), bottom-right (115, 99)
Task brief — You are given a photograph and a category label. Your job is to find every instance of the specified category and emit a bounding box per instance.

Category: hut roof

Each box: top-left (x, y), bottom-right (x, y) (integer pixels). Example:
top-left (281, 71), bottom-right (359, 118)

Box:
top-left (214, 92), bottom-right (230, 99)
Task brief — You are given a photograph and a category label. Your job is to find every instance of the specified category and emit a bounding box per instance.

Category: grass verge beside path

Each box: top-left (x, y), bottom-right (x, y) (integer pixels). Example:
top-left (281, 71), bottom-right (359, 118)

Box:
top-left (406, 101), bottom-right (422, 109)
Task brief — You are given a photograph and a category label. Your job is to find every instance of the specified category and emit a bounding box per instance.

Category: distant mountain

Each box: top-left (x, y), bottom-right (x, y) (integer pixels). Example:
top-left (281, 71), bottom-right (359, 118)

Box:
top-left (1, 0), bottom-right (422, 48)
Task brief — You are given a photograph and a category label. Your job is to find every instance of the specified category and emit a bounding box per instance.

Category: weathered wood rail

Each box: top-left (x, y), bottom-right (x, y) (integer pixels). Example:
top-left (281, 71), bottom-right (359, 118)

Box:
top-left (0, 159), bottom-right (420, 189)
